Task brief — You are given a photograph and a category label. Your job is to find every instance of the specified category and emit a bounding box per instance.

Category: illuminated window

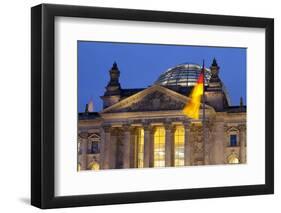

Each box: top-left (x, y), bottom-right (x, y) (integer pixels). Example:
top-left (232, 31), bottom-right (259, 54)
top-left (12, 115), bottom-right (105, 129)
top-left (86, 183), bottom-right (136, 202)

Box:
top-left (77, 163), bottom-right (81, 171)
top-left (154, 127), bottom-right (165, 167)
top-left (228, 153), bottom-right (239, 164)
top-left (230, 135), bottom-right (237, 147)
top-left (174, 126), bottom-right (185, 166)
top-left (135, 128), bottom-right (144, 168)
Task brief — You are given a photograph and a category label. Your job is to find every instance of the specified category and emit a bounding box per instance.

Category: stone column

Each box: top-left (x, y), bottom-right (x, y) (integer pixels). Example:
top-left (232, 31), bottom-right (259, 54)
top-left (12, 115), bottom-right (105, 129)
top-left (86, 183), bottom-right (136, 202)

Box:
top-left (103, 126), bottom-right (111, 169)
top-left (143, 125), bottom-right (151, 168)
top-left (239, 125), bottom-right (246, 163)
top-left (183, 123), bottom-right (191, 166)
top-left (99, 128), bottom-right (105, 169)
top-left (165, 123), bottom-right (173, 167)
top-left (130, 128), bottom-right (136, 168)
top-left (80, 132), bottom-right (88, 170)
top-left (212, 121), bottom-right (225, 164)
top-left (109, 129), bottom-right (117, 169)
top-left (123, 125), bottom-right (131, 169)
top-left (149, 127), bottom-right (155, 168)
top-left (204, 122), bottom-right (211, 165)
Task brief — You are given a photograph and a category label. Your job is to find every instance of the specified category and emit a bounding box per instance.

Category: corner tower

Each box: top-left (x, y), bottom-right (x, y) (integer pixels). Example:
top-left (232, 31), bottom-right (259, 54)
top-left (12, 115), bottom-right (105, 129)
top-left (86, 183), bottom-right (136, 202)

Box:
top-left (101, 62), bottom-right (122, 108)
top-left (205, 58), bottom-right (230, 111)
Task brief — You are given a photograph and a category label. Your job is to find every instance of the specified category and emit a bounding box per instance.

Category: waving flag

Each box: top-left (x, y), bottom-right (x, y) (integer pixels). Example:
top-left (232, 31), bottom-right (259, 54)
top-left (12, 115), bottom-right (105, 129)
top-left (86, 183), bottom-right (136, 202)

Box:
top-left (182, 65), bottom-right (204, 119)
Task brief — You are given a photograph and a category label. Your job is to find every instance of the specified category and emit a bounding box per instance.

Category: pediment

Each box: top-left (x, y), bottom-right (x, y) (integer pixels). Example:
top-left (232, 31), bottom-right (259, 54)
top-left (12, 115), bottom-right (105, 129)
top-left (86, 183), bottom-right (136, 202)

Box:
top-left (102, 85), bottom-right (213, 113)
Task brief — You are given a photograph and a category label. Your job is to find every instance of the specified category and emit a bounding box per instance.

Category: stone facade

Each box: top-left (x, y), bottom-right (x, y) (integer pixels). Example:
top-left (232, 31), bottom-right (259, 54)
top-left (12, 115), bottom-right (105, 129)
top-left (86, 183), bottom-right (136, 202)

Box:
top-left (78, 60), bottom-right (246, 171)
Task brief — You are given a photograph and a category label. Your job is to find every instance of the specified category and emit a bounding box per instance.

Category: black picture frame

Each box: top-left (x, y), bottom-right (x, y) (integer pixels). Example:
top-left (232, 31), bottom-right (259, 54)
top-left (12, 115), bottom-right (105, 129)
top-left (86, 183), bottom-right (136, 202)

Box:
top-left (31, 3), bottom-right (274, 209)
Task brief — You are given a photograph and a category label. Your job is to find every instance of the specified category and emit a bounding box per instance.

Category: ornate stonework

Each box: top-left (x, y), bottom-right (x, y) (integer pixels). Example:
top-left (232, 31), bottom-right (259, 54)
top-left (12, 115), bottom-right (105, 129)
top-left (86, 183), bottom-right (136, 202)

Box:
top-left (106, 91), bottom-right (186, 113)
top-left (78, 60), bottom-right (246, 170)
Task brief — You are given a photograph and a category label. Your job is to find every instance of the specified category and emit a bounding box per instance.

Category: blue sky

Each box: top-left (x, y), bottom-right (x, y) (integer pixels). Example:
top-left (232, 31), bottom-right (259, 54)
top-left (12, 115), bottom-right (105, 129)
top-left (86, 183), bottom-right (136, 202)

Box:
top-left (78, 41), bottom-right (246, 112)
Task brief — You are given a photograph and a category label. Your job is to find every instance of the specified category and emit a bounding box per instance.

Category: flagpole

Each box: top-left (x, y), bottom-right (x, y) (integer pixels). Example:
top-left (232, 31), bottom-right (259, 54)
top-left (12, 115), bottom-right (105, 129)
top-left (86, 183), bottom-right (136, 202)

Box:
top-left (202, 60), bottom-right (206, 165)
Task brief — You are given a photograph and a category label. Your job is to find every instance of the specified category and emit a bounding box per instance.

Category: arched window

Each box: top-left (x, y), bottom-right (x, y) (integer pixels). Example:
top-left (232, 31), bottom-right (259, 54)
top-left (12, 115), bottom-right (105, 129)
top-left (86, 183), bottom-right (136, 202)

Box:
top-left (135, 128), bottom-right (144, 168)
top-left (174, 126), bottom-right (185, 166)
top-left (88, 133), bottom-right (100, 154)
top-left (228, 153), bottom-right (239, 164)
top-left (226, 127), bottom-right (239, 147)
top-left (154, 127), bottom-right (165, 167)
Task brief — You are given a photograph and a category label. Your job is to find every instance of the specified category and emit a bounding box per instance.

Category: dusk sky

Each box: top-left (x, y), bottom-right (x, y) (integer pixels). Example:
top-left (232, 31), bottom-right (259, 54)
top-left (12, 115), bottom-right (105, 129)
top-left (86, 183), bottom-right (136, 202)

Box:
top-left (78, 41), bottom-right (246, 112)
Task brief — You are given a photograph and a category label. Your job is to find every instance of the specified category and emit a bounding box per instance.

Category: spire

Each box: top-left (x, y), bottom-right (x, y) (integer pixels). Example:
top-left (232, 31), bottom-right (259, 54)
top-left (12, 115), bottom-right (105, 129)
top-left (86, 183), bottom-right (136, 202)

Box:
top-left (112, 61), bottom-right (118, 70)
top-left (108, 61), bottom-right (120, 86)
top-left (240, 96), bottom-right (244, 111)
top-left (102, 62), bottom-right (122, 108)
top-left (84, 99), bottom-right (94, 113)
top-left (209, 57), bottom-right (220, 80)
top-left (84, 103), bottom-right (89, 113)
top-left (212, 58), bottom-right (218, 67)
top-left (205, 58), bottom-right (228, 111)
top-left (88, 99), bottom-right (94, 112)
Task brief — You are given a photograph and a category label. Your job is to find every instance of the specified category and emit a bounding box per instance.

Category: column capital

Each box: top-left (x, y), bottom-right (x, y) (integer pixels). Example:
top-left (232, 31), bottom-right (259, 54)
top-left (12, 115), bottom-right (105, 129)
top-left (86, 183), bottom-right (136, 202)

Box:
top-left (190, 123), bottom-right (200, 132)
top-left (164, 123), bottom-right (173, 131)
top-left (143, 124), bottom-right (153, 131)
top-left (183, 122), bottom-right (191, 130)
top-left (123, 124), bottom-right (132, 132)
top-left (102, 125), bottom-right (112, 133)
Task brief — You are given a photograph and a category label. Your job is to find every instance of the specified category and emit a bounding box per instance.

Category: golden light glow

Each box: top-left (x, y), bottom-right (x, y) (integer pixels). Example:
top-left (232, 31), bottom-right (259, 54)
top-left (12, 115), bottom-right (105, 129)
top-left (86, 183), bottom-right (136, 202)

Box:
top-left (154, 127), bottom-right (165, 167)
top-left (174, 126), bottom-right (185, 166)
top-left (90, 162), bottom-right (100, 170)
top-left (228, 153), bottom-right (239, 164)
top-left (135, 128), bottom-right (144, 168)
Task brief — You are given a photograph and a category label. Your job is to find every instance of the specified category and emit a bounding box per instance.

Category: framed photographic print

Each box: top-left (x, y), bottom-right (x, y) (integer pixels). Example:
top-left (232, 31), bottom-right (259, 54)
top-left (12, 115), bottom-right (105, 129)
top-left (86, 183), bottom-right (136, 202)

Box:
top-left (31, 3), bottom-right (274, 209)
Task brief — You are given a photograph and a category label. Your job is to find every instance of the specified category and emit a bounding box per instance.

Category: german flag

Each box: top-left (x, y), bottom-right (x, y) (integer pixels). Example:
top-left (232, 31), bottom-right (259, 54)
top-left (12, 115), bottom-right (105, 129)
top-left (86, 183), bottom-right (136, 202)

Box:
top-left (182, 67), bottom-right (204, 119)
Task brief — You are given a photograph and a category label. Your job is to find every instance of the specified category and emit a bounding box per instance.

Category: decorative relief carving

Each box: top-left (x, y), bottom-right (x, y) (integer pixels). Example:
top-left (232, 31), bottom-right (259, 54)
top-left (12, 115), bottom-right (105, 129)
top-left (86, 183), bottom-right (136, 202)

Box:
top-left (79, 132), bottom-right (89, 139)
top-left (106, 91), bottom-right (185, 113)
top-left (225, 126), bottom-right (239, 133)
top-left (164, 123), bottom-right (173, 131)
top-left (189, 121), bottom-right (212, 163)
top-left (190, 124), bottom-right (203, 154)
top-left (194, 142), bottom-right (203, 153)
top-left (205, 119), bottom-right (214, 132)
top-left (238, 124), bottom-right (246, 131)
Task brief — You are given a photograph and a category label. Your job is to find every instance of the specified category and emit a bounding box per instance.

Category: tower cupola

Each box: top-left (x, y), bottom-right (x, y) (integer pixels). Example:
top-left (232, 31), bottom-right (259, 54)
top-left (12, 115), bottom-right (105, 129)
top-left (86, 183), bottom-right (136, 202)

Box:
top-left (101, 62), bottom-right (122, 108)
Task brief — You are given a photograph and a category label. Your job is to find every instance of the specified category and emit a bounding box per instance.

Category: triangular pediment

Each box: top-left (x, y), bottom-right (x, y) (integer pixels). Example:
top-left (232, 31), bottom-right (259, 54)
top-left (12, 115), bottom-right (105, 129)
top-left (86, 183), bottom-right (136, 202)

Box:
top-left (102, 85), bottom-right (213, 113)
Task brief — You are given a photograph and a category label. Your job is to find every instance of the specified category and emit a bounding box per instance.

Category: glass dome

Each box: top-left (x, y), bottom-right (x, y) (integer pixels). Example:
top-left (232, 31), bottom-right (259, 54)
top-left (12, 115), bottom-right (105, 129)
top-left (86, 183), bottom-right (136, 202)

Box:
top-left (155, 63), bottom-right (211, 87)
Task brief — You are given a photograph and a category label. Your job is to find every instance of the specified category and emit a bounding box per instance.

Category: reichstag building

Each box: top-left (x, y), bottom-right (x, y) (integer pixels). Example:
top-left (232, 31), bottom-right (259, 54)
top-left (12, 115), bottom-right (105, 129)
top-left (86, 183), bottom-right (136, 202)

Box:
top-left (78, 59), bottom-right (246, 171)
